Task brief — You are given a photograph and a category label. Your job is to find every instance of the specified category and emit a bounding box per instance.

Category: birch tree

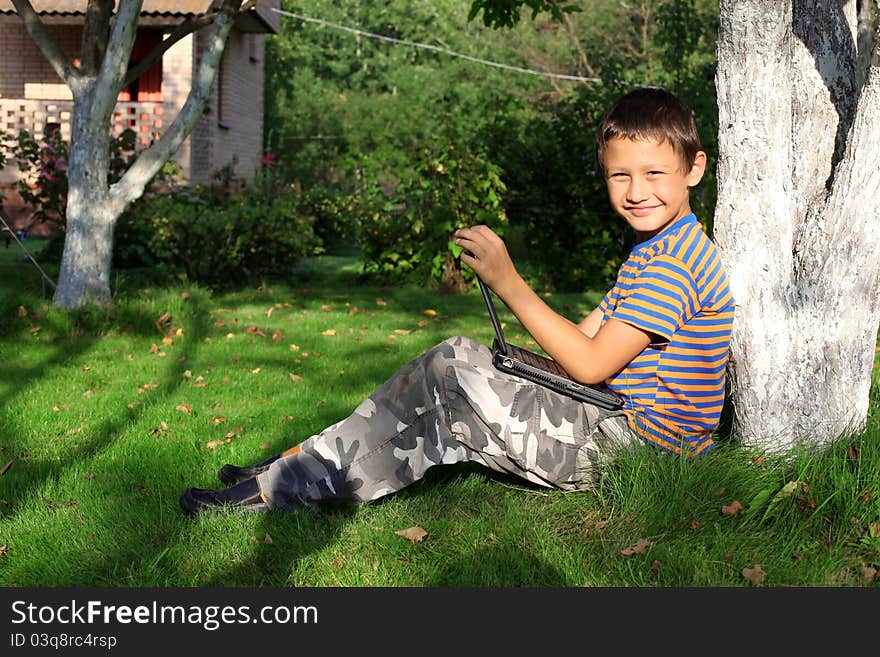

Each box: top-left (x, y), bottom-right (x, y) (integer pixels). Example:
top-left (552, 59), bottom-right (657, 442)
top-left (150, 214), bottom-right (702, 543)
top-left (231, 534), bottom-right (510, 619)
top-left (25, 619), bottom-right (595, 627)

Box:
top-left (11, 0), bottom-right (252, 309)
top-left (713, 0), bottom-right (880, 452)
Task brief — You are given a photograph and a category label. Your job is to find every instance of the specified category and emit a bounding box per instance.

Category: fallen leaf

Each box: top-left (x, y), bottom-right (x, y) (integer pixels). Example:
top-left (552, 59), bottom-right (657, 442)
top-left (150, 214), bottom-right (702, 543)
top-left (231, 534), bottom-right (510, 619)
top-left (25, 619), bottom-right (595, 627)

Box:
top-left (155, 311), bottom-right (171, 331)
top-left (250, 533), bottom-right (273, 545)
top-left (211, 416), bottom-right (227, 426)
top-left (689, 518), bottom-right (700, 530)
top-left (138, 382), bottom-right (159, 394)
top-left (206, 439), bottom-right (226, 450)
top-left (348, 306), bottom-right (360, 315)
top-left (620, 538), bottom-right (652, 555)
top-left (721, 499), bottom-right (743, 516)
top-left (0, 544), bottom-right (8, 556)
top-left (149, 343), bottom-right (159, 353)
top-left (180, 291), bottom-right (191, 300)
top-left (376, 298), bottom-right (387, 306)
top-left (280, 415), bottom-right (294, 425)
top-left (18, 305), bottom-right (27, 317)
top-left (742, 564), bottom-right (766, 585)
top-left (394, 329), bottom-right (410, 335)
top-left (251, 367), bottom-right (261, 374)
top-left (288, 373), bottom-right (303, 383)
top-left (750, 455), bottom-right (766, 467)
top-left (183, 370), bottom-right (193, 379)
top-left (175, 404), bottom-right (192, 414)
top-left (321, 329), bottom-right (337, 336)
top-left (266, 307), bottom-right (275, 318)
top-left (859, 489), bottom-right (874, 503)
top-left (162, 336), bottom-right (173, 345)
top-left (417, 320), bottom-right (428, 327)
top-left (423, 309), bottom-right (437, 317)
top-left (395, 526), bottom-right (428, 545)
top-left (246, 326), bottom-right (267, 337)
top-left (290, 344), bottom-right (300, 352)
top-left (259, 442), bottom-right (270, 450)
top-left (847, 444), bottom-right (860, 460)
top-left (271, 330), bottom-right (283, 341)
top-left (0, 459), bottom-right (12, 476)
top-left (320, 304), bottom-right (333, 312)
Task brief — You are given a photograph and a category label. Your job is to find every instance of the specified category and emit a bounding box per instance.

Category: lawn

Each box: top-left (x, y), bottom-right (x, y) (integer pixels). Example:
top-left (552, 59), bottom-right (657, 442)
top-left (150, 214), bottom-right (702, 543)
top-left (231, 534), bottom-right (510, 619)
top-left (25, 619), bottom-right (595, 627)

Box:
top-left (0, 241), bottom-right (878, 587)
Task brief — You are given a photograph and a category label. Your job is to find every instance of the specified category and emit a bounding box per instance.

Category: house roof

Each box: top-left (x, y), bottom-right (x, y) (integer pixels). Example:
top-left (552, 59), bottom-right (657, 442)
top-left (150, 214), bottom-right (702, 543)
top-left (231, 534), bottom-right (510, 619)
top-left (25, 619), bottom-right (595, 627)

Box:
top-left (0, 1), bottom-right (213, 16)
top-left (0, 1), bottom-right (279, 32)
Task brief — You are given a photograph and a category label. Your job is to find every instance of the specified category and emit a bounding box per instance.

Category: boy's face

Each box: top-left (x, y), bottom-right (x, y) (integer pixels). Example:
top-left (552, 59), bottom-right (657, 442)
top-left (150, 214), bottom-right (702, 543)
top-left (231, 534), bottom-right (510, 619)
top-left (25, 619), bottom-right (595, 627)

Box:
top-left (602, 136), bottom-right (706, 241)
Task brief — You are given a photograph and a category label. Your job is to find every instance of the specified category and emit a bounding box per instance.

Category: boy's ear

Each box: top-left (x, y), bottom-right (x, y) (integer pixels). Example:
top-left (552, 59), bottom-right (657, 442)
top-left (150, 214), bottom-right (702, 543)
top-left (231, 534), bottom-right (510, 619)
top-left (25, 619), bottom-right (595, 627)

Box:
top-left (686, 150), bottom-right (708, 187)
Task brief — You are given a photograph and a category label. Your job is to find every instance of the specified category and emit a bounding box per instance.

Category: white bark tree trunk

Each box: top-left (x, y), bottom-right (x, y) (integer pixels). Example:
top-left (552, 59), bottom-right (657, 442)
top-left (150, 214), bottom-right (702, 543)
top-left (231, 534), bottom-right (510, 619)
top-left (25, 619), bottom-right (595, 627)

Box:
top-left (12, 0), bottom-right (243, 310)
top-left (714, 0), bottom-right (880, 452)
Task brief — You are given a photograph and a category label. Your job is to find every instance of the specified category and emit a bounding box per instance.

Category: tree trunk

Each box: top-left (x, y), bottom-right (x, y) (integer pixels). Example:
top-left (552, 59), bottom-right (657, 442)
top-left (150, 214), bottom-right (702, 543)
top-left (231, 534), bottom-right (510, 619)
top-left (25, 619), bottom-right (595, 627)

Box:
top-left (53, 85), bottom-right (115, 308)
top-left (714, 0), bottom-right (880, 452)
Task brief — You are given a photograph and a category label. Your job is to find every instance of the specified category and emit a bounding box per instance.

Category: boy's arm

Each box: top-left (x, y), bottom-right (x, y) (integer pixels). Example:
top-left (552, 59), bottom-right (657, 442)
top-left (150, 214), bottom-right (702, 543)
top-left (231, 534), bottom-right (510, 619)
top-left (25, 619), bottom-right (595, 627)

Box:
top-left (577, 307), bottom-right (604, 338)
top-left (455, 225), bottom-right (651, 385)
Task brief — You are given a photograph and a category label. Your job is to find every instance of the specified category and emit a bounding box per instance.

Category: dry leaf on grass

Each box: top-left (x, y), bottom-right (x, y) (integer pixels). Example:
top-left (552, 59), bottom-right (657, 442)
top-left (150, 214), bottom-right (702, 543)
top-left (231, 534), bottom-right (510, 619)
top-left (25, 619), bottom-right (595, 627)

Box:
top-left (620, 538), bottom-right (652, 556)
top-left (321, 329), bottom-right (337, 336)
top-left (395, 526), bottom-right (428, 545)
top-left (0, 459), bottom-right (12, 476)
top-left (288, 373), bottom-right (303, 383)
top-left (721, 499), bottom-right (743, 516)
top-left (251, 533), bottom-right (273, 545)
top-left (742, 564), bottom-right (766, 585)
top-left (175, 404), bottom-right (192, 414)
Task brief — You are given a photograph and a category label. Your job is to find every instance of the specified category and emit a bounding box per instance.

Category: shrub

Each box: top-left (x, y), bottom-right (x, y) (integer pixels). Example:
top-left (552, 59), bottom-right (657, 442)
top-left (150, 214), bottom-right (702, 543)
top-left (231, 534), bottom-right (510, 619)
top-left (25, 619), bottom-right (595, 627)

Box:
top-left (114, 170), bottom-right (321, 286)
top-left (354, 142), bottom-right (507, 291)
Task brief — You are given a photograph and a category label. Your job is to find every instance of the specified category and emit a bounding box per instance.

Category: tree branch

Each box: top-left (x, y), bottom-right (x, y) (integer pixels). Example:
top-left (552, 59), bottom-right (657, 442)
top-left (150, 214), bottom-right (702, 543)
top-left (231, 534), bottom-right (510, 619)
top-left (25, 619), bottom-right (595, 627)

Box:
top-left (124, 0), bottom-right (255, 87)
top-left (81, 0), bottom-right (114, 76)
top-left (111, 0), bottom-right (244, 211)
top-left (11, 0), bottom-right (80, 86)
top-left (123, 16), bottom-right (213, 87)
top-left (92, 0), bottom-right (144, 126)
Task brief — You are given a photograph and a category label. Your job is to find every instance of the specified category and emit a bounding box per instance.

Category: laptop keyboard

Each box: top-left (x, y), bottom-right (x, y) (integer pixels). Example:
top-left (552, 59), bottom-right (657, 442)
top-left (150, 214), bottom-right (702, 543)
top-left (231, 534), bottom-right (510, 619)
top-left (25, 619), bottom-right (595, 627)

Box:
top-left (508, 344), bottom-right (569, 378)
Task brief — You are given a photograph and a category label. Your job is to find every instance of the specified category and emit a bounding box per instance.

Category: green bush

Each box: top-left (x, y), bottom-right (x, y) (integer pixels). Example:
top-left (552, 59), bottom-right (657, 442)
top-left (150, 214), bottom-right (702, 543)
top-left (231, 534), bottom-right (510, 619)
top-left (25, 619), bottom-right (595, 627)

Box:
top-left (114, 172), bottom-right (321, 286)
top-left (355, 142), bottom-right (507, 291)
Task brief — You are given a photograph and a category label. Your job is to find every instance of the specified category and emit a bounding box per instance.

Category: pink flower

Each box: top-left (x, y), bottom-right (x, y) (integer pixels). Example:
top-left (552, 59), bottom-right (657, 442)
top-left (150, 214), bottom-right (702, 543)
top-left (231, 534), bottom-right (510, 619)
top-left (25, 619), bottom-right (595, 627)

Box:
top-left (261, 152), bottom-right (276, 168)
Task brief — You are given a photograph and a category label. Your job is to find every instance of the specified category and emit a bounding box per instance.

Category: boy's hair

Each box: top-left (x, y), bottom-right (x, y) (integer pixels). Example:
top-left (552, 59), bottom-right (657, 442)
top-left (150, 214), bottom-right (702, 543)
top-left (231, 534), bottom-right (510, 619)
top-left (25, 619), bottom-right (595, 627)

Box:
top-left (596, 87), bottom-right (702, 175)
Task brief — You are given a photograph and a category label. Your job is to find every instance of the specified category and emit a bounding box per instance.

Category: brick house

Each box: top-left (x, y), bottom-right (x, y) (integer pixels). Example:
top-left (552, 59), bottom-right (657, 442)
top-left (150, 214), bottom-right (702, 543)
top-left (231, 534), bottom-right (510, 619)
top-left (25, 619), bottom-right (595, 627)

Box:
top-left (0, 0), bottom-right (280, 217)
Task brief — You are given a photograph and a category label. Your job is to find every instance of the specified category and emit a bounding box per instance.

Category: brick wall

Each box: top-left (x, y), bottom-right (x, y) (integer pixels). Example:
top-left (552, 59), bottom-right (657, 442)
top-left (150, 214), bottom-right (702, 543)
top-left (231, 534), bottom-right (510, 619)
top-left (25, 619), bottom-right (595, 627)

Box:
top-left (189, 27), bottom-right (266, 185)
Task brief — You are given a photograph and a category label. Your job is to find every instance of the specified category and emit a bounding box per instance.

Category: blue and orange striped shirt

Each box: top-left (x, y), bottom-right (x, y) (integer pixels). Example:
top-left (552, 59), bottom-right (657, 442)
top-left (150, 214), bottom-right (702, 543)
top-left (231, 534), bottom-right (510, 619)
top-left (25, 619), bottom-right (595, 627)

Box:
top-left (598, 213), bottom-right (735, 455)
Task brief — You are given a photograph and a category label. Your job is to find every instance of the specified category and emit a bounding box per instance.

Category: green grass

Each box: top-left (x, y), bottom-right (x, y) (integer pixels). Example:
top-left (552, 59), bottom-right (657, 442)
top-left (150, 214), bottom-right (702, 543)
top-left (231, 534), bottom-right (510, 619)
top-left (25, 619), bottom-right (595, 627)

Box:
top-left (0, 241), bottom-right (878, 587)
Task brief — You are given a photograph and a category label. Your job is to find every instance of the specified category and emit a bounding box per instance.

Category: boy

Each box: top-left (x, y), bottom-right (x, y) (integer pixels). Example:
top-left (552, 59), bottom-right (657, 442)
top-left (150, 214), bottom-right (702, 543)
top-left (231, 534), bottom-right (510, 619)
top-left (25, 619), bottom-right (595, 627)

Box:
top-left (179, 87), bottom-right (734, 515)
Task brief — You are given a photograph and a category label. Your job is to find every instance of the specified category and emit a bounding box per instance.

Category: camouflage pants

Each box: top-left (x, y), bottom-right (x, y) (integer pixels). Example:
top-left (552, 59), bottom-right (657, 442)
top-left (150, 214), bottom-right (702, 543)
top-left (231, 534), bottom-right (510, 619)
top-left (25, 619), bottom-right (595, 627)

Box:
top-left (256, 336), bottom-right (637, 510)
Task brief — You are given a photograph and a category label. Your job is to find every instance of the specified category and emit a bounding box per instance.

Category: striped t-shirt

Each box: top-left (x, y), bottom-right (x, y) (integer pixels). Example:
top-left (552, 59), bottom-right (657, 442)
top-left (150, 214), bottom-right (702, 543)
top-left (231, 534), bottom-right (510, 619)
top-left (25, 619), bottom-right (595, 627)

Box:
top-left (598, 213), bottom-right (735, 455)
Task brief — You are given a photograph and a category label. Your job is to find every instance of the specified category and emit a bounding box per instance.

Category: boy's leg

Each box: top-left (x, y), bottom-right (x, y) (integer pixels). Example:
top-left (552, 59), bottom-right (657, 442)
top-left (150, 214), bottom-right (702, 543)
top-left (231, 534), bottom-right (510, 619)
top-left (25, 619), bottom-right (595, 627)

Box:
top-left (256, 336), bottom-right (638, 510)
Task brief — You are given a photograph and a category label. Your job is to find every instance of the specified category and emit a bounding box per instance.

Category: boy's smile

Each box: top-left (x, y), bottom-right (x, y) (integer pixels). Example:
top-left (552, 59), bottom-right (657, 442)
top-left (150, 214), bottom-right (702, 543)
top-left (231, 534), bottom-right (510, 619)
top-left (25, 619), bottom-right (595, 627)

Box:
top-left (602, 136), bottom-right (706, 241)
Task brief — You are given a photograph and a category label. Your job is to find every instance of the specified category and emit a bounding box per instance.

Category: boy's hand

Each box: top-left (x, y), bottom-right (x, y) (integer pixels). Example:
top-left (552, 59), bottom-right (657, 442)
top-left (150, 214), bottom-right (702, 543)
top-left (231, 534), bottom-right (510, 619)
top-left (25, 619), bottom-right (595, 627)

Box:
top-left (454, 225), bottom-right (519, 297)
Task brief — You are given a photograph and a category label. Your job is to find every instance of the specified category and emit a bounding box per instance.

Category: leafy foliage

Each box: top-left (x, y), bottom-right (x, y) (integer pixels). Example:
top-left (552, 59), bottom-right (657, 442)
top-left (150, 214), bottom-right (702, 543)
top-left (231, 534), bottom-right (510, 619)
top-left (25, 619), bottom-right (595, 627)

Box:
top-left (355, 141), bottom-right (508, 291)
top-left (113, 168), bottom-right (321, 286)
top-left (265, 0), bottom-right (720, 290)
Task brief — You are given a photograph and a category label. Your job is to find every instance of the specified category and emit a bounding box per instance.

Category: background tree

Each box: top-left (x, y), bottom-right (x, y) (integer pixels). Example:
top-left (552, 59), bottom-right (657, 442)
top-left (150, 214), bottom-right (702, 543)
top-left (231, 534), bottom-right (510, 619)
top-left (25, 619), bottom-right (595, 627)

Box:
top-left (713, 0), bottom-right (880, 452)
top-left (11, 0), bottom-right (252, 309)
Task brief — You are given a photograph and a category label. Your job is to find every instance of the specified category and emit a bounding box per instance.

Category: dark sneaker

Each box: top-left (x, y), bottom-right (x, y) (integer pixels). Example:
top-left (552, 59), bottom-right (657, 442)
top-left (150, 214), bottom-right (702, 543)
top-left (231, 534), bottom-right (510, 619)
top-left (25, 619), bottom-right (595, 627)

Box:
top-left (217, 453), bottom-right (282, 486)
top-left (179, 477), bottom-right (269, 515)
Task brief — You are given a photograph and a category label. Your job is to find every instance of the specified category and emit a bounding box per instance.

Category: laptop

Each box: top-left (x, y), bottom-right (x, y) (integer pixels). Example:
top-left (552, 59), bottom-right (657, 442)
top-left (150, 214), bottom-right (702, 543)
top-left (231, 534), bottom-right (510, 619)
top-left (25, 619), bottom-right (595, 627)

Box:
top-left (476, 276), bottom-right (624, 411)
